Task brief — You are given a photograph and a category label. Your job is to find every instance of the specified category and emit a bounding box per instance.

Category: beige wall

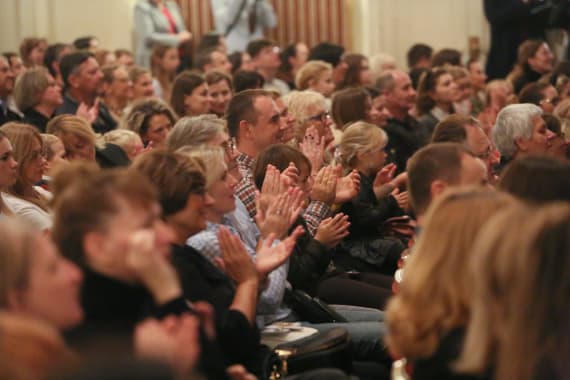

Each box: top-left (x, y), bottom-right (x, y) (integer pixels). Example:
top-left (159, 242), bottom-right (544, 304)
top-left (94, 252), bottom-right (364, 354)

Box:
top-left (1, 0), bottom-right (489, 68)
top-left (0, 0), bottom-right (137, 52)
top-left (352, 0), bottom-right (490, 68)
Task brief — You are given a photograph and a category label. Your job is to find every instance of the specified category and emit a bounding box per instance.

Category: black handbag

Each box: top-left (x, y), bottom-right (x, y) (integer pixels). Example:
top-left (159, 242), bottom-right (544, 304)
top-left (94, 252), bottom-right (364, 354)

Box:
top-left (273, 327), bottom-right (353, 377)
top-left (284, 289), bottom-right (348, 324)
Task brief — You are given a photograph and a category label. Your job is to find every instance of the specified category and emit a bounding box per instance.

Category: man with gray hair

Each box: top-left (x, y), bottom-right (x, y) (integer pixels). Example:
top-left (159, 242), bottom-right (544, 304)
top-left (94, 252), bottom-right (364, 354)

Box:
top-left (492, 103), bottom-right (554, 171)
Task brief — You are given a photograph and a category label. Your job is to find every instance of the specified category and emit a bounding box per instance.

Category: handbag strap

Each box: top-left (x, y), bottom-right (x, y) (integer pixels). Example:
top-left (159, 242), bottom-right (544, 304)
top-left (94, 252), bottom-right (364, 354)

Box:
top-left (225, 0), bottom-right (249, 36)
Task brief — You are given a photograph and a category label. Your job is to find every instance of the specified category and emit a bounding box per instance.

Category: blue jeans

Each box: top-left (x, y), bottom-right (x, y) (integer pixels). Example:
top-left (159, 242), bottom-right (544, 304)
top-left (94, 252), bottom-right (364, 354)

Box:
top-left (301, 305), bottom-right (386, 362)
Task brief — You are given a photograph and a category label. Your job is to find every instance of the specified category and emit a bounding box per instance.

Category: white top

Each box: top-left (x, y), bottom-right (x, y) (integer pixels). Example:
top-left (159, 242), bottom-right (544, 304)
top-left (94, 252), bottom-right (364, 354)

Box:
top-left (2, 187), bottom-right (53, 231)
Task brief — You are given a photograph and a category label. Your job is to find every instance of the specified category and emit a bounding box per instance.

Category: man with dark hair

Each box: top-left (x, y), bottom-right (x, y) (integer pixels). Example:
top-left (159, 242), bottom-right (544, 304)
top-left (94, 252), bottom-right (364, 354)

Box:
top-left (0, 55), bottom-right (21, 125)
top-left (379, 70), bottom-right (428, 174)
top-left (407, 142), bottom-right (488, 222)
top-left (246, 38), bottom-right (288, 95)
top-left (431, 48), bottom-right (462, 67)
top-left (308, 42), bottom-right (347, 87)
top-left (55, 51), bottom-right (117, 133)
top-left (194, 47), bottom-right (232, 74)
top-left (406, 43), bottom-right (433, 70)
top-left (432, 114), bottom-right (499, 180)
top-left (73, 36), bottom-right (98, 52)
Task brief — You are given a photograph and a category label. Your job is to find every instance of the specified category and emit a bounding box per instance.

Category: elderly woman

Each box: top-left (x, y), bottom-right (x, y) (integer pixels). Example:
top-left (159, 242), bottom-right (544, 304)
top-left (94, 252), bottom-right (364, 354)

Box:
top-left (123, 98), bottom-right (177, 149)
top-left (492, 103), bottom-right (555, 171)
top-left (14, 67), bottom-right (63, 132)
top-left (0, 123), bottom-right (51, 231)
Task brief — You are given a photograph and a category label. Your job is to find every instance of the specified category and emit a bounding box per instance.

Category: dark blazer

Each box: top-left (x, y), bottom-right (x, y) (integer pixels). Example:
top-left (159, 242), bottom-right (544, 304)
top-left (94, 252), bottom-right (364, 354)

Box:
top-left (385, 116), bottom-right (429, 175)
top-left (55, 93), bottom-right (117, 134)
top-left (23, 108), bottom-right (50, 132)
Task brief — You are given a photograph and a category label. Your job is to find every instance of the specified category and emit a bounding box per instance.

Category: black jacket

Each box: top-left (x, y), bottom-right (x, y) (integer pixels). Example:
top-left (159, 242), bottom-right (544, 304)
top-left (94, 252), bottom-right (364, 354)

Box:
top-left (55, 93), bottom-right (117, 134)
top-left (385, 115), bottom-right (428, 174)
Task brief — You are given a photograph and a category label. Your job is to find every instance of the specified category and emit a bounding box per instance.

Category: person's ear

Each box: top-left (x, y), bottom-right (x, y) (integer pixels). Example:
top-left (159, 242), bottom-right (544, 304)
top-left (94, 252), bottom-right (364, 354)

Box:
top-left (239, 119), bottom-right (253, 139)
top-left (68, 72), bottom-right (81, 89)
top-left (83, 231), bottom-right (107, 265)
top-left (430, 179), bottom-right (447, 199)
top-left (514, 136), bottom-right (529, 152)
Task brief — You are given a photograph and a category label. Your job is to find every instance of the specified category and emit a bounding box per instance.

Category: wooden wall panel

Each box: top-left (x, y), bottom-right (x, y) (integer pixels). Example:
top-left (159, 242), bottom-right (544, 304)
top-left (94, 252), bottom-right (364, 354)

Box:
top-left (176, 0), bottom-right (350, 51)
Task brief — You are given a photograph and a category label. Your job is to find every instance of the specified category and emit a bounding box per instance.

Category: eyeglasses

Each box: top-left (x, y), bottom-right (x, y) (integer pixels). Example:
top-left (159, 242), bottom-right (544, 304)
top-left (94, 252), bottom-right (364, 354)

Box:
top-left (540, 96), bottom-right (560, 106)
top-left (306, 111), bottom-right (331, 123)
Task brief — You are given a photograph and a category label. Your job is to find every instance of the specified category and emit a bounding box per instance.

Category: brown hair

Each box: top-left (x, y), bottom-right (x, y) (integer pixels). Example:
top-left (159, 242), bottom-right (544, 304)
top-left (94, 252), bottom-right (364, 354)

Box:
top-left (431, 114), bottom-right (479, 144)
top-left (337, 53), bottom-right (367, 90)
top-left (13, 67), bottom-right (50, 111)
top-left (0, 130), bottom-right (13, 215)
top-left (170, 70), bottom-right (206, 117)
top-left (252, 144), bottom-right (311, 189)
top-left (150, 44), bottom-right (178, 101)
top-left (416, 67), bottom-right (450, 115)
top-left (225, 89), bottom-right (270, 140)
top-left (331, 87), bottom-right (370, 129)
top-left (407, 142), bottom-right (471, 215)
top-left (46, 115), bottom-right (98, 159)
top-left (0, 123), bottom-right (48, 211)
top-left (19, 37), bottom-right (46, 68)
top-left (122, 98), bottom-right (177, 144)
top-left (51, 162), bottom-right (157, 268)
top-left (131, 149), bottom-right (206, 217)
top-left (205, 69), bottom-right (233, 90)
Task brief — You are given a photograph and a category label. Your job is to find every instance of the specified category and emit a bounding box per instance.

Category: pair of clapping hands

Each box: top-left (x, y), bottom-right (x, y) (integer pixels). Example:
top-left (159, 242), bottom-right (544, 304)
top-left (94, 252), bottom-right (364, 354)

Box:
top-left (373, 163), bottom-right (409, 211)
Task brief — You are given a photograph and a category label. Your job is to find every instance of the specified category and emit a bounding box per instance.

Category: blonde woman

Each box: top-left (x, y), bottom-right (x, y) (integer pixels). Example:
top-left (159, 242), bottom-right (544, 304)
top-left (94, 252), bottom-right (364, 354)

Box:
top-left (0, 123), bottom-right (51, 231)
top-left (0, 129), bottom-right (18, 216)
top-left (336, 121), bottom-right (408, 275)
top-left (101, 129), bottom-right (144, 161)
top-left (47, 115), bottom-right (98, 162)
top-left (386, 189), bottom-right (515, 380)
top-left (457, 203), bottom-right (570, 380)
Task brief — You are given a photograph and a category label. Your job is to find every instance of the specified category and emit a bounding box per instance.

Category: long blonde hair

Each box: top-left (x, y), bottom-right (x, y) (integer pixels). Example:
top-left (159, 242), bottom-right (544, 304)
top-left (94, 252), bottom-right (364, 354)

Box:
top-left (385, 189), bottom-right (515, 359)
top-left (456, 203), bottom-right (570, 380)
top-left (337, 121), bottom-right (387, 170)
top-left (0, 123), bottom-right (49, 211)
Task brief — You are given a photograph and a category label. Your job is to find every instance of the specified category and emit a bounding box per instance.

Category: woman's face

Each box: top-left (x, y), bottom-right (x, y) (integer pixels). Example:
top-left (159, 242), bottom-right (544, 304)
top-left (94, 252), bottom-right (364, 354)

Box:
top-left (65, 135), bottom-right (96, 162)
top-left (432, 73), bottom-right (458, 105)
top-left (306, 105), bottom-right (334, 147)
top-left (161, 48), bottom-right (180, 73)
top-left (22, 137), bottom-right (47, 185)
top-left (310, 69), bottom-right (335, 98)
top-left (370, 95), bottom-right (391, 128)
top-left (29, 44), bottom-right (46, 66)
top-left (359, 58), bottom-right (373, 86)
top-left (208, 80), bottom-right (232, 116)
top-left (143, 113), bottom-right (173, 148)
top-left (132, 73), bottom-right (155, 100)
top-left (539, 85), bottom-right (559, 114)
top-left (184, 83), bottom-right (210, 116)
top-left (40, 73), bottom-right (63, 109)
top-left (0, 137), bottom-right (18, 188)
top-left (45, 139), bottom-right (67, 175)
top-left (528, 43), bottom-right (554, 74)
top-left (17, 233), bottom-right (83, 330)
top-left (207, 164), bottom-right (238, 218)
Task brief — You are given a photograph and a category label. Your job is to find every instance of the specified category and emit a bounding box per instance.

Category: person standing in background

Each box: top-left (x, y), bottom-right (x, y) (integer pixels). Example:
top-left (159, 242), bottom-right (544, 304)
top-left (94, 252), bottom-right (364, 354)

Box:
top-left (134, 0), bottom-right (192, 68)
top-left (211, 0), bottom-right (277, 54)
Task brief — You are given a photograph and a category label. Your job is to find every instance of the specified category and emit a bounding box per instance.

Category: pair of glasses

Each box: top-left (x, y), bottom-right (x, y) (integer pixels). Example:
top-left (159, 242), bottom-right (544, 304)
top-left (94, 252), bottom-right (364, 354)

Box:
top-left (541, 96), bottom-right (560, 106)
top-left (307, 111), bottom-right (331, 122)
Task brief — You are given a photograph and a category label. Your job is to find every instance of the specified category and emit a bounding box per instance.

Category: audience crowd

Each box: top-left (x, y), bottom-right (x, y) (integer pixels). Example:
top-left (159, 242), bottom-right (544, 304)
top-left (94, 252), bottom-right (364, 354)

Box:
top-left (0, 4), bottom-right (569, 380)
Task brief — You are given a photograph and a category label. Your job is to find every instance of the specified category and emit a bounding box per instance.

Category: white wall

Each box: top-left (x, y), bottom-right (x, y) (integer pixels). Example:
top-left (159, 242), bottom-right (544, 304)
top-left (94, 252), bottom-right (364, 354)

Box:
top-left (352, 0), bottom-right (490, 68)
top-left (0, 0), bottom-right (489, 69)
top-left (0, 0), bottom-right (137, 52)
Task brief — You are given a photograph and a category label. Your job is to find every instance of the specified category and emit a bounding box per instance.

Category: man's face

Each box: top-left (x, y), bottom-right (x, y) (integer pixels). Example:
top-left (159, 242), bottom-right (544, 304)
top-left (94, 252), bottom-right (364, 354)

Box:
top-left (459, 154), bottom-right (489, 187)
top-left (250, 96), bottom-right (281, 152)
top-left (516, 115), bottom-right (554, 156)
top-left (210, 51), bottom-right (232, 74)
top-left (0, 57), bottom-right (15, 98)
top-left (253, 45), bottom-right (281, 71)
top-left (385, 71), bottom-right (416, 114)
top-left (465, 124), bottom-right (496, 179)
top-left (70, 57), bottom-right (103, 97)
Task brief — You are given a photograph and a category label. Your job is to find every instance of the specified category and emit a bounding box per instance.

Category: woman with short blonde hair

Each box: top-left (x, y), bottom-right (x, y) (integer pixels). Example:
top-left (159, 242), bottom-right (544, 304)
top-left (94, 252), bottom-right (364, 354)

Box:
top-left (284, 90), bottom-right (334, 147)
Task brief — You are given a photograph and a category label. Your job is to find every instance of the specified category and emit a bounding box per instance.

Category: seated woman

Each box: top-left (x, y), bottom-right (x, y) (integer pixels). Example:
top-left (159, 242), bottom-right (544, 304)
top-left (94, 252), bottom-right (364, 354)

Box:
top-left (507, 39), bottom-right (554, 94)
top-left (457, 203), bottom-right (570, 380)
top-left (386, 189), bottom-right (515, 380)
top-left (0, 130), bottom-right (18, 217)
top-left (128, 66), bottom-right (155, 103)
top-left (47, 115), bottom-right (129, 168)
top-left (336, 122), bottom-right (407, 275)
top-left (170, 71), bottom-right (210, 117)
top-left (123, 98), bottom-right (177, 149)
top-left (101, 129), bottom-right (144, 162)
top-left (14, 67), bottom-right (63, 132)
top-left (295, 60), bottom-right (335, 101)
top-left (40, 133), bottom-right (67, 188)
top-left (331, 87), bottom-right (381, 138)
top-left (416, 67), bottom-right (458, 137)
top-left (0, 123), bottom-right (52, 231)
top-left (205, 70), bottom-right (233, 117)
